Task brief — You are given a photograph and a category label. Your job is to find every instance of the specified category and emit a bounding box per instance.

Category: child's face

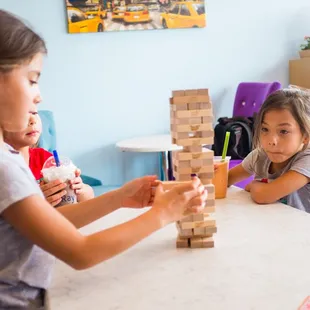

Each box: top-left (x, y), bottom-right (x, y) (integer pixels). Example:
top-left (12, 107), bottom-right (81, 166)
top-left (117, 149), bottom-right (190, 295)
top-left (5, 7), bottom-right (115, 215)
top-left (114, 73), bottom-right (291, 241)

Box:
top-left (4, 112), bottom-right (42, 149)
top-left (0, 53), bottom-right (43, 133)
top-left (260, 109), bottom-right (307, 163)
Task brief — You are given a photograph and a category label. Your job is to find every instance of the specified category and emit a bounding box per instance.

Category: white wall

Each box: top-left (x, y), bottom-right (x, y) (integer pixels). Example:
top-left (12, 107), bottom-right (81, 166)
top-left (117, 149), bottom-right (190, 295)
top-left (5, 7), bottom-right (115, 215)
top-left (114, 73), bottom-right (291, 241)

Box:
top-left (1, 0), bottom-right (310, 186)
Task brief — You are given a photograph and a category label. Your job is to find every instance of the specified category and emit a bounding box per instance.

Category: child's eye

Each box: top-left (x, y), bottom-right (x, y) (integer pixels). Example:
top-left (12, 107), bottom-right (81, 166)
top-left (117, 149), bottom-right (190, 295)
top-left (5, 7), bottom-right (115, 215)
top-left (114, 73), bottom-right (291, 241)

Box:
top-left (280, 130), bottom-right (289, 135)
top-left (30, 80), bottom-right (37, 85)
top-left (261, 127), bottom-right (268, 132)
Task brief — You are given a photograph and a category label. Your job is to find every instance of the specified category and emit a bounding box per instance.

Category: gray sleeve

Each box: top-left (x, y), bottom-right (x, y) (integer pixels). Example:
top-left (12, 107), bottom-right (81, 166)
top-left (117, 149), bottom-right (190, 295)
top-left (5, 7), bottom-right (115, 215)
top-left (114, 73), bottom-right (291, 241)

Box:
top-left (0, 161), bottom-right (39, 214)
top-left (241, 149), bottom-right (259, 174)
top-left (290, 152), bottom-right (310, 179)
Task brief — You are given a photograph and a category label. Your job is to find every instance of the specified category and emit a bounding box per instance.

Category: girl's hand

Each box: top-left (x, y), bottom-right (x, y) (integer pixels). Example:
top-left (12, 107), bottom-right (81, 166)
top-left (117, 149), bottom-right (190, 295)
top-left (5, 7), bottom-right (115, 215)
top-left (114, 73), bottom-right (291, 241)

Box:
top-left (119, 175), bottom-right (158, 208)
top-left (69, 169), bottom-right (83, 194)
top-left (69, 169), bottom-right (95, 201)
top-left (151, 177), bottom-right (208, 226)
top-left (40, 179), bottom-right (67, 207)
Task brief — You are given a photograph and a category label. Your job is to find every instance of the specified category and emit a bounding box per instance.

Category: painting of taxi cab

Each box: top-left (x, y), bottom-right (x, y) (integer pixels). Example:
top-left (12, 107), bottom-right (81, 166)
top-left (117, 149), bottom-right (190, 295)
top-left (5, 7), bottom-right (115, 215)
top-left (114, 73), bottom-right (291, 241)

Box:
top-left (65, 0), bottom-right (206, 33)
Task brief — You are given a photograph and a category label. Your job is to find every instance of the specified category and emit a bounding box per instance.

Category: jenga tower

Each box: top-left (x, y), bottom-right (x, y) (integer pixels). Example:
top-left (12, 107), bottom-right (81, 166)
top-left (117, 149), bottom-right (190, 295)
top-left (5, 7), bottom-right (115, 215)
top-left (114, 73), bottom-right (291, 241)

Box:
top-left (167, 88), bottom-right (216, 248)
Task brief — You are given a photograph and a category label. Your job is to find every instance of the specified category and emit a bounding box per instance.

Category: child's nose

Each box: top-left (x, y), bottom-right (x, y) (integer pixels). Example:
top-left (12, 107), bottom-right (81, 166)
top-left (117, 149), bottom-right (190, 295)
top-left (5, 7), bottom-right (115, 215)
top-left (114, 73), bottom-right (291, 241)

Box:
top-left (268, 136), bottom-right (277, 146)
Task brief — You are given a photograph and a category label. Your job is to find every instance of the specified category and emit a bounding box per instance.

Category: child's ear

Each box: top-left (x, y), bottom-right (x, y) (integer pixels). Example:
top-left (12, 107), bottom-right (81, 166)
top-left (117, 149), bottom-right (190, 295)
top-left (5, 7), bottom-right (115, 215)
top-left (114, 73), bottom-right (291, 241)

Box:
top-left (303, 136), bottom-right (309, 145)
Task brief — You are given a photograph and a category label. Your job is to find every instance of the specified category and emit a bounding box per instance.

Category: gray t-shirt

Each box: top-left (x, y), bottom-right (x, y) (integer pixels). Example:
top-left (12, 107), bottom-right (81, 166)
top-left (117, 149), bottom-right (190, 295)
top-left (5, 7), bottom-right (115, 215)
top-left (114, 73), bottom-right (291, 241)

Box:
top-left (0, 145), bottom-right (55, 309)
top-left (242, 147), bottom-right (310, 212)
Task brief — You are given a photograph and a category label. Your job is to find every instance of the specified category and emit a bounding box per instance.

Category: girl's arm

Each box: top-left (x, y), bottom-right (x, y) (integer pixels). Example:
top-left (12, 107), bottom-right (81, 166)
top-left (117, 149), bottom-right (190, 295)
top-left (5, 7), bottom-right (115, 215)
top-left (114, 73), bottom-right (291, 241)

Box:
top-left (249, 170), bottom-right (310, 204)
top-left (57, 188), bottom-right (122, 228)
top-left (228, 164), bottom-right (252, 187)
top-left (2, 181), bottom-right (205, 270)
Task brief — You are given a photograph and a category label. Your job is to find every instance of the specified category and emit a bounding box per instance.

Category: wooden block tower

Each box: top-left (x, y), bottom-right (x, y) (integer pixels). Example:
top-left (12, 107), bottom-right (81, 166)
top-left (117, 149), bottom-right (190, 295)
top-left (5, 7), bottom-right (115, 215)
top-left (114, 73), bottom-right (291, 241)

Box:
top-left (164, 88), bottom-right (216, 248)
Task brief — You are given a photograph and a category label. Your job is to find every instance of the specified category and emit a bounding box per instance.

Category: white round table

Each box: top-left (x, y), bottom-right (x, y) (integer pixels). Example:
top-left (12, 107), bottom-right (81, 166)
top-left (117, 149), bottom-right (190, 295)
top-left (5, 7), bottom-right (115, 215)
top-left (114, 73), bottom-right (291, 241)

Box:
top-left (116, 134), bottom-right (182, 180)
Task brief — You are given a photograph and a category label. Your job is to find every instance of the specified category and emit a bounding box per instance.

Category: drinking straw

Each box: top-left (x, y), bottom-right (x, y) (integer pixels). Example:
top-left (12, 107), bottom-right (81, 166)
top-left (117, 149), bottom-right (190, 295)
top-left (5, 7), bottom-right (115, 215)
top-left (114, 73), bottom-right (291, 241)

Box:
top-left (52, 150), bottom-right (61, 167)
top-left (221, 132), bottom-right (230, 162)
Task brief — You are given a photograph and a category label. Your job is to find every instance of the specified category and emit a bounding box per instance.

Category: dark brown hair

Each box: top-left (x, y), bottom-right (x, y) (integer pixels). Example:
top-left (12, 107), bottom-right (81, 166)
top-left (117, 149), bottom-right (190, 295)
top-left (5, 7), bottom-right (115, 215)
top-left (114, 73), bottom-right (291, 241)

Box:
top-left (0, 10), bottom-right (47, 73)
top-left (253, 88), bottom-right (310, 149)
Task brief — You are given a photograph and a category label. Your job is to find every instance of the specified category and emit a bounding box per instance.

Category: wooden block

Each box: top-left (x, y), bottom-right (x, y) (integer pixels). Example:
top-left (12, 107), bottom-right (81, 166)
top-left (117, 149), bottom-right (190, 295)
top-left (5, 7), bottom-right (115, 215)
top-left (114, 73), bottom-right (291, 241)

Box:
top-left (172, 90), bottom-right (185, 97)
top-left (193, 227), bottom-right (213, 237)
top-left (180, 214), bottom-right (194, 223)
top-left (192, 213), bottom-right (206, 222)
top-left (176, 109), bottom-right (213, 119)
top-left (188, 102), bottom-right (199, 110)
top-left (199, 172), bottom-right (214, 179)
top-left (181, 219), bottom-right (216, 230)
top-left (183, 145), bottom-right (204, 153)
top-left (189, 237), bottom-right (203, 248)
top-left (171, 123), bottom-right (213, 134)
top-left (204, 184), bottom-right (215, 193)
top-left (173, 137), bottom-right (214, 147)
top-left (205, 199), bottom-right (216, 207)
top-left (173, 158), bottom-right (213, 168)
top-left (185, 89), bottom-right (198, 95)
top-left (191, 158), bottom-right (213, 167)
top-left (170, 117), bottom-right (203, 125)
top-left (199, 103), bottom-right (212, 109)
top-left (162, 180), bottom-right (195, 191)
top-left (171, 103), bottom-right (188, 111)
top-left (204, 206), bottom-right (215, 214)
top-left (176, 236), bottom-right (189, 248)
top-left (171, 132), bottom-right (189, 139)
top-left (174, 165), bottom-right (213, 175)
top-left (173, 148), bottom-right (213, 161)
top-left (200, 178), bottom-right (212, 185)
top-left (205, 191), bottom-right (215, 200)
top-left (198, 130), bottom-right (214, 138)
top-left (173, 172), bottom-right (192, 181)
top-left (202, 236), bottom-right (214, 248)
top-left (173, 95), bottom-right (210, 105)
top-left (202, 116), bottom-right (214, 124)
top-left (197, 88), bottom-right (209, 95)
top-left (193, 226), bottom-right (217, 237)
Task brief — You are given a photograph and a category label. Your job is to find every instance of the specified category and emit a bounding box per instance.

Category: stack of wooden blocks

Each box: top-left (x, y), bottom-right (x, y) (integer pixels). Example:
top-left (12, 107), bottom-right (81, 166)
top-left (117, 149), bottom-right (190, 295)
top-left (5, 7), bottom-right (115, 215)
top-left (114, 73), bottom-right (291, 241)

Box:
top-left (164, 88), bottom-right (216, 249)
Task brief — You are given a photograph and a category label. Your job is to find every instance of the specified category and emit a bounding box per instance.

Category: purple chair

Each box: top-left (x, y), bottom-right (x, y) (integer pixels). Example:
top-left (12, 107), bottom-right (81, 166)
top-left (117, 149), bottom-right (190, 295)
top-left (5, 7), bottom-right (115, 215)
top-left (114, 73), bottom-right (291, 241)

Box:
top-left (229, 82), bottom-right (282, 188)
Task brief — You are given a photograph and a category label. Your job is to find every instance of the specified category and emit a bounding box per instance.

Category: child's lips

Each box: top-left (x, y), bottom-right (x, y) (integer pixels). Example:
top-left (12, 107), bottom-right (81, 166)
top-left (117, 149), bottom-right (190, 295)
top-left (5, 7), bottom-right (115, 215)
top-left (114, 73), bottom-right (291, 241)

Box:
top-left (26, 130), bottom-right (39, 136)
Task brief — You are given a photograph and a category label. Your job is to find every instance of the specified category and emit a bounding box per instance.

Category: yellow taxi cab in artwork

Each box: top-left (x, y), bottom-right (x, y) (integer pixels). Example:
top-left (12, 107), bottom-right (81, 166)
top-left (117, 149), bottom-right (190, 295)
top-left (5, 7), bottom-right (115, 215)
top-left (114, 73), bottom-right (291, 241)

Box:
top-left (124, 4), bottom-right (151, 24)
top-left (112, 6), bottom-right (126, 21)
top-left (67, 6), bottom-right (104, 33)
top-left (160, 1), bottom-right (205, 29)
top-left (85, 6), bottom-right (108, 20)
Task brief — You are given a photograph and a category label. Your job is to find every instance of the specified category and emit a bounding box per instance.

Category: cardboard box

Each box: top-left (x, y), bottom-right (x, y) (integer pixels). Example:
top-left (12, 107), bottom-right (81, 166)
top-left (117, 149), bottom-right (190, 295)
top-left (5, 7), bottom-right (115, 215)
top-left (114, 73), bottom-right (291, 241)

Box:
top-left (289, 58), bottom-right (310, 89)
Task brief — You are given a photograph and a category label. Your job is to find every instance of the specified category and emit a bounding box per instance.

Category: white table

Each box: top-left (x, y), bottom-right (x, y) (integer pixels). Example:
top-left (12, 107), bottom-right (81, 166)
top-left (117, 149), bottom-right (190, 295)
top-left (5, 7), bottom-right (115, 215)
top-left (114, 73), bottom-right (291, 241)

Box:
top-left (116, 134), bottom-right (182, 181)
top-left (49, 187), bottom-right (310, 310)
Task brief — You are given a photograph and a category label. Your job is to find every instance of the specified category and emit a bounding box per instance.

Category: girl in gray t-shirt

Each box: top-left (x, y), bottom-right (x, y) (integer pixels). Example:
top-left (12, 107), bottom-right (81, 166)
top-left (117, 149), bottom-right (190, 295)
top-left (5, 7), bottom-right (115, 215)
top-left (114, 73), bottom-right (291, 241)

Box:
top-left (0, 10), bottom-right (208, 309)
top-left (228, 89), bottom-right (310, 212)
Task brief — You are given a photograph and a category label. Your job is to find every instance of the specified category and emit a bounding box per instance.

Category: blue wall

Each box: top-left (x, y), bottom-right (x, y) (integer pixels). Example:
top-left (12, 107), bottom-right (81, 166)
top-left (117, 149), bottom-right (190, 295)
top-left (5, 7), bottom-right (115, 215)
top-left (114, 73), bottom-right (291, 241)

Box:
top-left (1, 0), bottom-right (310, 186)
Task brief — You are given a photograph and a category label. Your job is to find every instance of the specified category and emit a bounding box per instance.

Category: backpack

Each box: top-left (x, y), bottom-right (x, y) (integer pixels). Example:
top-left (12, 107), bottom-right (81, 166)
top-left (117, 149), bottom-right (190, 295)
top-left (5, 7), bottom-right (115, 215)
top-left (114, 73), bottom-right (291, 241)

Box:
top-left (212, 115), bottom-right (256, 160)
